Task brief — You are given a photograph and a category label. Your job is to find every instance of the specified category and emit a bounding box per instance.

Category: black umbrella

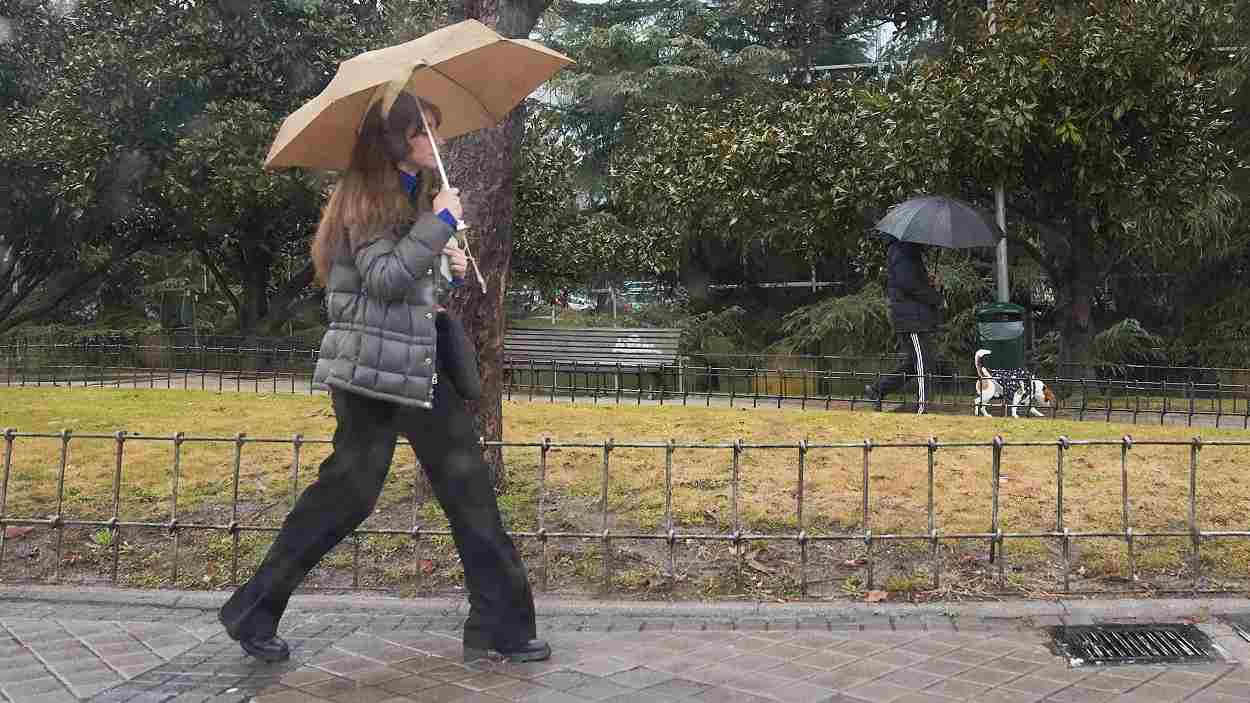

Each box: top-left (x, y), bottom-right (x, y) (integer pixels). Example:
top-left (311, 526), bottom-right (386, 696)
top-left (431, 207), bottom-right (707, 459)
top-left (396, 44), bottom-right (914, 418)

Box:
top-left (873, 195), bottom-right (1001, 248)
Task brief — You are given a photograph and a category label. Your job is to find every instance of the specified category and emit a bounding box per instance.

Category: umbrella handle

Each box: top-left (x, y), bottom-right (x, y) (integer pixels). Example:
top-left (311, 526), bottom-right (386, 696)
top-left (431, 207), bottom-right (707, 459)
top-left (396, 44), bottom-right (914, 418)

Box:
top-left (420, 106), bottom-right (485, 294)
top-left (419, 104), bottom-right (463, 225)
top-left (418, 105), bottom-right (452, 192)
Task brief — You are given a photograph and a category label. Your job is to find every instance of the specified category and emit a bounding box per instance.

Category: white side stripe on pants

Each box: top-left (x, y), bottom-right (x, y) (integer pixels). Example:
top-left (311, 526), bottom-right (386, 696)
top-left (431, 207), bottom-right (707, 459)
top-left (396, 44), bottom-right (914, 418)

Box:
top-left (911, 332), bottom-right (926, 414)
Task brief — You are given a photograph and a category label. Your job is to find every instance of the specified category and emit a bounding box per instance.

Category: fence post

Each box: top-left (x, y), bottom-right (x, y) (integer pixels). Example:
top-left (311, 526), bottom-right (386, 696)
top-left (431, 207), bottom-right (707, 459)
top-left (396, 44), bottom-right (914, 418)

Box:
top-left (1215, 382), bottom-right (1223, 426)
top-left (169, 433), bottom-right (184, 586)
top-left (108, 431), bottom-right (128, 583)
top-left (538, 437), bottom-right (550, 592)
top-left (705, 361), bottom-right (713, 408)
top-left (797, 439), bottom-right (807, 597)
top-left (1244, 382), bottom-right (1249, 430)
top-left (679, 357), bottom-right (686, 401)
top-left (928, 437), bottom-right (940, 590)
top-left (50, 429), bottom-right (71, 581)
top-left (229, 433), bottom-right (245, 585)
top-left (988, 436), bottom-right (1003, 583)
top-left (0, 428), bottom-right (14, 573)
top-left (600, 438), bottom-right (614, 594)
top-left (1187, 382), bottom-right (1196, 427)
top-left (862, 439), bottom-right (873, 590)
top-left (1120, 435), bottom-right (1136, 586)
top-left (1057, 436), bottom-right (1070, 592)
top-left (1161, 380), bottom-right (1168, 425)
top-left (665, 439), bottom-right (677, 589)
top-left (752, 358), bottom-right (760, 409)
top-left (777, 368), bottom-right (784, 409)
top-left (733, 439), bottom-right (744, 590)
top-left (1188, 436), bottom-right (1202, 594)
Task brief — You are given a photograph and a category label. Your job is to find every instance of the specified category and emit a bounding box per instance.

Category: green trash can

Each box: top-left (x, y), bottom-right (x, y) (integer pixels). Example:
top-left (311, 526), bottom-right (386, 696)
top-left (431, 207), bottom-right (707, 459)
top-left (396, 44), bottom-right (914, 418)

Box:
top-left (975, 303), bottom-right (1027, 371)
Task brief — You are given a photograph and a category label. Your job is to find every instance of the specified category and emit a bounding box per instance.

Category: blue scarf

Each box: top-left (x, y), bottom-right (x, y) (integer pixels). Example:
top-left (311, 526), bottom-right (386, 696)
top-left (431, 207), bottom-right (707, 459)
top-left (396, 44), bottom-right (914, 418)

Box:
top-left (399, 168), bottom-right (463, 286)
top-left (398, 169), bottom-right (420, 198)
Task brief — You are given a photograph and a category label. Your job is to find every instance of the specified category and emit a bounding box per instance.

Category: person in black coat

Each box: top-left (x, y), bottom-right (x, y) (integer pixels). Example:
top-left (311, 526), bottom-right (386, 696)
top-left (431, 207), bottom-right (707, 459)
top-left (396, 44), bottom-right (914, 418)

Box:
top-left (865, 238), bottom-right (943, 413)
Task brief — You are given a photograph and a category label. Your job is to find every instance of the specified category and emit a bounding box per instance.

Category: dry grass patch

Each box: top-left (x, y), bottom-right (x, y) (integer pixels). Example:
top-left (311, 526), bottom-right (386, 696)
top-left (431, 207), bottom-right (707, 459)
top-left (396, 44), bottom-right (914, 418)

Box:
top-left (3, 388), bottom-right (1250, 593)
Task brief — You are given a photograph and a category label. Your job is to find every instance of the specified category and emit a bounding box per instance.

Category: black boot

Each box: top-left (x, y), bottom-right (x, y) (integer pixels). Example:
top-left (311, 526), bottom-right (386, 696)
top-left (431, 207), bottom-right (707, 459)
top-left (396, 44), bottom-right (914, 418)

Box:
top-left (219, 609), bottom-right (290, 663)
top-left (464, 639), bottom-right (551, 663)
top-left (239, 635), bottom-right (291, 663)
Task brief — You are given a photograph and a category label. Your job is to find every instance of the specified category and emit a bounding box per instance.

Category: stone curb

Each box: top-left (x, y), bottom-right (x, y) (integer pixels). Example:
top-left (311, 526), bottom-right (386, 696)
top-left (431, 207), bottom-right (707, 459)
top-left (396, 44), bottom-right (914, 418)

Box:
top-left (1, 584), bottom-right (1246, 622)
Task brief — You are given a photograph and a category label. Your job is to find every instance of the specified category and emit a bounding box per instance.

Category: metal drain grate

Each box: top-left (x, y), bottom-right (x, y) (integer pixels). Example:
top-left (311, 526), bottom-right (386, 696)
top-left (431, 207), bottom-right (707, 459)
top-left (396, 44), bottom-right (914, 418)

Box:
top-left (1219, 614), bottom-right (1250, 643)
top-left (1047, 624), bottom-right (1221, 666)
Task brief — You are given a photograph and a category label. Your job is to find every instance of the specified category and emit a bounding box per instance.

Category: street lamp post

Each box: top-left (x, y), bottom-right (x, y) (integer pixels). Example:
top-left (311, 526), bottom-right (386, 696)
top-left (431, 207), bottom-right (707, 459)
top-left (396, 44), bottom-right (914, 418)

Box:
top-left (988, 0), bottom-right (1010, 303)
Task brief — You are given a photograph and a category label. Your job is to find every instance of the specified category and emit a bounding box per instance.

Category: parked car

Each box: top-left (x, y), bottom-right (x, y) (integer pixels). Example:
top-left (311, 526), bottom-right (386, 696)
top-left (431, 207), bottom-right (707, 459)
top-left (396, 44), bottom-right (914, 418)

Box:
top-left (506, 287), bottom-right (545, 313)
top-left (566, 293), bottom-right (595, 311)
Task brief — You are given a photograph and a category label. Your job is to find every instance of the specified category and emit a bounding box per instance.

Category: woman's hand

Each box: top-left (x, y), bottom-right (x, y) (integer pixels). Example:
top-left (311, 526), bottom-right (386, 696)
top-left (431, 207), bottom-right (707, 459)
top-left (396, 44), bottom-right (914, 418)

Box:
top-left (433, 187), bottom-right (463, 220)
top-left (443, 241), bottom-right (468, 278)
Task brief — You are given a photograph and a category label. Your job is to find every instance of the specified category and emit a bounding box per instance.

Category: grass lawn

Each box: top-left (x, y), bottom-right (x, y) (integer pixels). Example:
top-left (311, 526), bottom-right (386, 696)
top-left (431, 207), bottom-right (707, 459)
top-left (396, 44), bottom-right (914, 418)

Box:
top-left (2, 387), bottom-right (1249, 599)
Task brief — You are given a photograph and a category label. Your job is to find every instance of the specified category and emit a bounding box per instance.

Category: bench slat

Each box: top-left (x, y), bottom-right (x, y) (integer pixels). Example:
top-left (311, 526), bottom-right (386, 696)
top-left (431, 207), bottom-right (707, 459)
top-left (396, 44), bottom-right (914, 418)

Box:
top-left (506, 330), bottom-right (681, 337)
top-left (505, 341), bottom-right (679, 348)
top-left (503, 326), bottom-right (683, 368)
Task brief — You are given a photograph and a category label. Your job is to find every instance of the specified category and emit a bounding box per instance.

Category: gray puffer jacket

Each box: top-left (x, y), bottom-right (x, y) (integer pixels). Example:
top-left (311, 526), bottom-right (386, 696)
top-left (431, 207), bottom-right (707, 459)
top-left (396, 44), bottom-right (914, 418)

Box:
top-left (312, 212), bottom-right (454, 408)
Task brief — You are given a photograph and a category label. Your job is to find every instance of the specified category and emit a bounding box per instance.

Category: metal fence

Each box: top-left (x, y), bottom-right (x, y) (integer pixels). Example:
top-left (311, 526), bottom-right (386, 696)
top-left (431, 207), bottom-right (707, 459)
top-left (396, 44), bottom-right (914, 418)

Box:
top-left (0, 339), bottom-right (317, 393)
top-left (2, 428), bottom-right (1249, 598)
top-left (4, 341), bottom-right (1250, 427)
top-left (501, 358), bottom-right (1250, 428)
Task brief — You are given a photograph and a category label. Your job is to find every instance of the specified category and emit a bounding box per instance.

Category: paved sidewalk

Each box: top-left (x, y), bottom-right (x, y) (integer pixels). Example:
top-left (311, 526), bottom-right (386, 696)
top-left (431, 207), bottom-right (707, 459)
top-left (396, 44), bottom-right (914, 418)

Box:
top-left (0, 587), bottom-right (1248, 703)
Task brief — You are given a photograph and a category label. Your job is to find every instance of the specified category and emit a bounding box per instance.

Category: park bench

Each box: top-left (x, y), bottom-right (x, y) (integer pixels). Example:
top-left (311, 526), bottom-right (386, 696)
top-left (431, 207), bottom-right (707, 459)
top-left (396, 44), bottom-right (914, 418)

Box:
top-left (503, 327), bottom-right (685, 400)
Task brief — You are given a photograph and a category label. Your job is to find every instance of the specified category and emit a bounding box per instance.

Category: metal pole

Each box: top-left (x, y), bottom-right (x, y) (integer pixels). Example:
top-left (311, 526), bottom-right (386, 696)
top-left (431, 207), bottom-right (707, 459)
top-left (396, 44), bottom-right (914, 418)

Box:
top-left (995, 188), bottom-right (1009, 302)
top-left (990, 0), bottom-right (1009, 304)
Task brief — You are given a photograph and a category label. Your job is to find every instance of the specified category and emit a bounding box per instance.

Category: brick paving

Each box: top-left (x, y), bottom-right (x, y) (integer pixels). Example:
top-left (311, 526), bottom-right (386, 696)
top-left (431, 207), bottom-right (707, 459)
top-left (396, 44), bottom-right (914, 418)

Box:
top-left (0, 588), bottom-right (1247, 702)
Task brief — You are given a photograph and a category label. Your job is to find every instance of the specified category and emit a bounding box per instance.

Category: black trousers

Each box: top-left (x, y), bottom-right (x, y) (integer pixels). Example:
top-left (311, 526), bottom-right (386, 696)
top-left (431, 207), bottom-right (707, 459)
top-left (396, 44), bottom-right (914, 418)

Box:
top-left (219, 378), bottom-right (536, 651)
top-left (874, 332), bottom-right (936, 410)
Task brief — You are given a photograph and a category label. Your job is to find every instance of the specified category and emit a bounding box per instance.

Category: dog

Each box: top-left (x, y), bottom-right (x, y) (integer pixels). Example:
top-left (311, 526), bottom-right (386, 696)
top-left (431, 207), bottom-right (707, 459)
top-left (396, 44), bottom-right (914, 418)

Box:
top-left (973, 349), bottom-right (1054, 417)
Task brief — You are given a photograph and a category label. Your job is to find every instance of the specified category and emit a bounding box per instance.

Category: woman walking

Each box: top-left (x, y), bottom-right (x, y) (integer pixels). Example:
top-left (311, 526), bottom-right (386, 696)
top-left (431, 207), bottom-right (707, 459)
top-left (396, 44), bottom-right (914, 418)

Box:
top-left (218, 90), bottom-right (547, 665)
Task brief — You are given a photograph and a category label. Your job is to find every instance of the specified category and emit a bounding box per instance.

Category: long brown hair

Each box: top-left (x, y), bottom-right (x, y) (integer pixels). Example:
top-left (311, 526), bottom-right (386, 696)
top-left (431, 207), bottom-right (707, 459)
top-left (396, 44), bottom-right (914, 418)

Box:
top-left (311, 91), bottom-right (442, 285)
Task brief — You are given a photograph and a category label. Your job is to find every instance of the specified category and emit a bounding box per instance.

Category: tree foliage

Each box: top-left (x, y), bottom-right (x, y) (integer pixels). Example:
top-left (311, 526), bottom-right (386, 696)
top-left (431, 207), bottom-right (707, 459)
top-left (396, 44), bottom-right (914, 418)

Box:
top-left (0, 0), bottom-right (446, 334)
top-left (615, 83), bottom-right (882, 280)
top-left (3, 0), bottom-right (1248, 382)
top-left (885, 0), bottom-right (1243, 371)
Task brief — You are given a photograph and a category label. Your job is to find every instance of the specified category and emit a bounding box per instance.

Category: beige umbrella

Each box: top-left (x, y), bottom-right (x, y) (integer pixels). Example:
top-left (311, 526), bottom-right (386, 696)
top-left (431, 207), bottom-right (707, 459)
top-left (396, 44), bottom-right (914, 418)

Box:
top-left (264, 19), bottom-right (573, 171)
top-left (265, 19), bottom-right (573, 293)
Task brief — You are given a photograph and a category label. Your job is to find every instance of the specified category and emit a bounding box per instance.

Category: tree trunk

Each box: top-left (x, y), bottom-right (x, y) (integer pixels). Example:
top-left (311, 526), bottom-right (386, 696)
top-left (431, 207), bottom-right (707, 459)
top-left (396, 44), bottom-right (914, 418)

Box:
top-left (0, 232), bottom-right (159, 335)
top-left (1057, 278), bottom-right (1097, 379)
top-left (258, 262), bottom-right (316, 336)
top-left (446, 0), bottom-right (552, 490)
top-left (1055, 219), bottom-right (1099, 381)
top-left (238, 243), bottom-right (273, 336)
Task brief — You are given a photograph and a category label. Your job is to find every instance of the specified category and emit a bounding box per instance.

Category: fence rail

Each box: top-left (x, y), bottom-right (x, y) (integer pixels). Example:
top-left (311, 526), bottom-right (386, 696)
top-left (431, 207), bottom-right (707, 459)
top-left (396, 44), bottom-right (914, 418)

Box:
top-left (4, 341), bottom-right (1250, 428)
top-left (1, 429), bottom-right (1248, 598)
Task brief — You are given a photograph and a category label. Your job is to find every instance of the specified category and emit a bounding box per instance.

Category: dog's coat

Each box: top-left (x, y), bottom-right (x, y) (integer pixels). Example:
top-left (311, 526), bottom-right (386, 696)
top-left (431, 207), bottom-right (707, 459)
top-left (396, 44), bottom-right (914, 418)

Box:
top-left (974, 349), bottom-right (1054, 417)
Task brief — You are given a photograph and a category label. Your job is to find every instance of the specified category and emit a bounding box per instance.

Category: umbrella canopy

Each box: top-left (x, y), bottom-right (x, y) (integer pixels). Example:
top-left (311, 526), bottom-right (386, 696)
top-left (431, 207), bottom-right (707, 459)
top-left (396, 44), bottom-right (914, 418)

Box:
top-left (265, 19), bottom-right (573, 170)
top-left (873, 195), bottom-right (1001, 249)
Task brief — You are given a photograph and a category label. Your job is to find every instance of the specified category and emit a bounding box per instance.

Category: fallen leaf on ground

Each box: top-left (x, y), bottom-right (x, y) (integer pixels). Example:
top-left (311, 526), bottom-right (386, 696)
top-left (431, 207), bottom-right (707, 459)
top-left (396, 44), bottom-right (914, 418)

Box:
top-left (747, 546), bottom-right (784, 575)
top-left (4, 526), bottom-right (34, 540)
top-left (419, 559), bottom-right (435, 575)
top-left (864, 590), bottom-right (889, 603)
top-left (841, 558), bottom-right (867, 568)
